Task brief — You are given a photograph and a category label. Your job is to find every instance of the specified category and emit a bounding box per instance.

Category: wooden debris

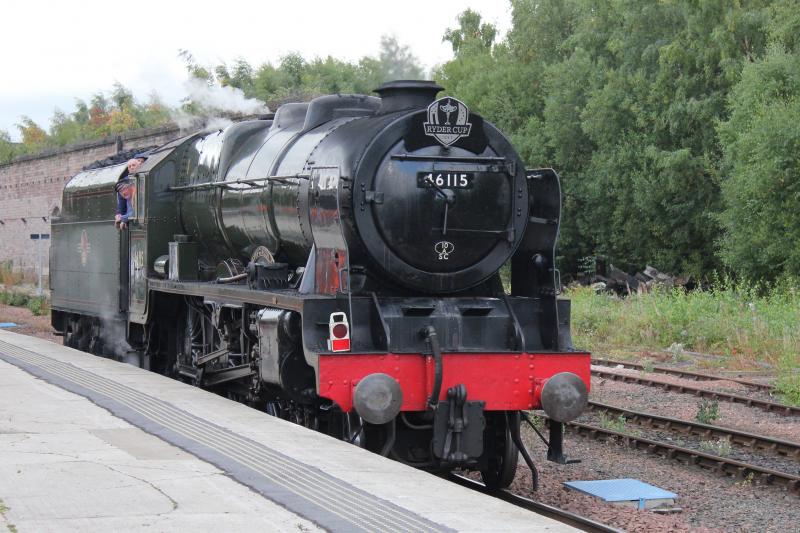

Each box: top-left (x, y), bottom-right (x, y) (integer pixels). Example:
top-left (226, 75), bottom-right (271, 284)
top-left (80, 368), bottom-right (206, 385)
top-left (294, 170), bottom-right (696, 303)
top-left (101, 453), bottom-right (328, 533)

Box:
top-left (575, 264), bottom-right (692, 296)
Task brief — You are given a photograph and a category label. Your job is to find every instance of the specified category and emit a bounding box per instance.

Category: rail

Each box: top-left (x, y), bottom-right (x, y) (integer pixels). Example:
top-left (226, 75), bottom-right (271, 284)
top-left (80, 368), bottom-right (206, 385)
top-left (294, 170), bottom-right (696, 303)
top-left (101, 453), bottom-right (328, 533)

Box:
top-left (447, 473), bottom-right (624, 533)
top-left (586, 401), bottom-right (800, 459)
top-left (565, 421), bottom-right (800, 493)
top-left (592, 358), bottom-right (775, 392)
top-left (591, 367), bottom-right (800, 416)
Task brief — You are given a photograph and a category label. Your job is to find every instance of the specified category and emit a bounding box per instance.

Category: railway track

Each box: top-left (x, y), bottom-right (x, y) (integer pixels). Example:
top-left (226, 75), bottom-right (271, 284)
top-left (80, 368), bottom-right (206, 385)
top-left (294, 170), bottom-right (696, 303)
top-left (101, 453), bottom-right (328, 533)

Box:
top-left (586, 401), bottom-right (800, 459)
top-left (447, 473), bottom-right (624, 533)
top-left (592, 358), bottom-right (775, 392)
top-left (564, 420), bottom-right (800, 493)
top-left (591, 367), bottom-right (800, 416)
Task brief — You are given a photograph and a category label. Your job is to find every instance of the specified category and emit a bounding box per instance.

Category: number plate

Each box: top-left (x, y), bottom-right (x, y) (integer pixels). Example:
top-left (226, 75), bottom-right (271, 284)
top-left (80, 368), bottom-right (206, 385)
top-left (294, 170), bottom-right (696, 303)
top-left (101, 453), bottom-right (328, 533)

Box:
top-left (417, 172), bottom-right (474, 189)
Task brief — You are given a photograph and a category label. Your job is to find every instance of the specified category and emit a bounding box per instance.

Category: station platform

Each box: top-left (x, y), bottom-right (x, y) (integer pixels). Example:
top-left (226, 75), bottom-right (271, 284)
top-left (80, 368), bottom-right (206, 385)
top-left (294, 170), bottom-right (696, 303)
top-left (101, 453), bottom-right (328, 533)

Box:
top-left (0, 330), bottom-right (574, 532)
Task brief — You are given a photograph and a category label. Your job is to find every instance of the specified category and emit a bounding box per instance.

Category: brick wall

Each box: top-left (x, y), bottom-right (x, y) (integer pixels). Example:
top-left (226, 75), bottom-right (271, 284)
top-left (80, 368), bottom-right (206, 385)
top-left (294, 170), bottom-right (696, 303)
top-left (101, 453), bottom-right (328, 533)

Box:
top-left (0, 124), bottom-right (180, 275)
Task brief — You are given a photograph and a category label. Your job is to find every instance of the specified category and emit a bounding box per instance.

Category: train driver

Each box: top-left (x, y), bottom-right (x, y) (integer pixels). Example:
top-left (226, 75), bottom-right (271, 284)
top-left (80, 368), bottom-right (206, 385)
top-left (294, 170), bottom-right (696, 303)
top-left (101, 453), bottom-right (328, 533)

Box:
top-left (114, 155), bottom-right (146, 229)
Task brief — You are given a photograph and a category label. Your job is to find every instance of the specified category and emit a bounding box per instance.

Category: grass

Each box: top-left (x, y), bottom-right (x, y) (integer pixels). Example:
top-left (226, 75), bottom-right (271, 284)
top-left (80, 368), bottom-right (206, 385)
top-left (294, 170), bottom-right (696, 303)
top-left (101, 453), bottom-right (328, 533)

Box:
top-left (0, 261), bottom-right (49, 316)
top-left (696, 399), bottom-right (720, 424)
top-left (568, 280), bottom-right (800, 405)
top-left (598, 413), bottom-right (628, 433)
top-left (0, 261), bottom-right (35, 287)
top-left (736, 472), bottom-right (755, 488)
top-left (699, 437), bottom-right (732, 457)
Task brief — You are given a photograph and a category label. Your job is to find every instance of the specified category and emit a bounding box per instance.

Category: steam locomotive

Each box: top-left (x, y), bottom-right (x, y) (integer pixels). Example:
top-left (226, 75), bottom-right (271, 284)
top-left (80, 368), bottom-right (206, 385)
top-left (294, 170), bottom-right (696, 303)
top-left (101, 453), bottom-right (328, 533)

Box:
top-left (49, 80), bottom-right (590, 489)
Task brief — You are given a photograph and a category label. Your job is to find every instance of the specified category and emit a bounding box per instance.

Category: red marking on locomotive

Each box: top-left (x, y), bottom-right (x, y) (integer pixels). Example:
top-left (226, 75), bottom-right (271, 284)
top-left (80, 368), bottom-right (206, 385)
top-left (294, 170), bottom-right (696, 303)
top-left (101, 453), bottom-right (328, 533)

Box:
top-left (330, 338), bottom-right (351, 352)
top-left (318, 352), bottom-right (591, 412)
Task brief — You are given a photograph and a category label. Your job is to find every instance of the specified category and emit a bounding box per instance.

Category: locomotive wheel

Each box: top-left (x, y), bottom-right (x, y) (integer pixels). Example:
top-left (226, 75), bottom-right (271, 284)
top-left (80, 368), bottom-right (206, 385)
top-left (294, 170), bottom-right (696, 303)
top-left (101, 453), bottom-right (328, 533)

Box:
top-left (481, 412), bottom-right (519, 490)
top-left (88, 321), bottom-right (104, 356)
top-left (175, 302), bottom-right (208, 383)
top-left (62, 316), bottom-right (77, 348)
top-left (75, 318), bottom-right (91, 352)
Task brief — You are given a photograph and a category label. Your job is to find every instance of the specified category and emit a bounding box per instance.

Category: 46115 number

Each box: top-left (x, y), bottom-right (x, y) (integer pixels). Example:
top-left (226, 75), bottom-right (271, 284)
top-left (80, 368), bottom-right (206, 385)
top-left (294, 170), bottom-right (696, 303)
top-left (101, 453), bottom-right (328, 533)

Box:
top-left (416, 172), bottom-right (474, 189)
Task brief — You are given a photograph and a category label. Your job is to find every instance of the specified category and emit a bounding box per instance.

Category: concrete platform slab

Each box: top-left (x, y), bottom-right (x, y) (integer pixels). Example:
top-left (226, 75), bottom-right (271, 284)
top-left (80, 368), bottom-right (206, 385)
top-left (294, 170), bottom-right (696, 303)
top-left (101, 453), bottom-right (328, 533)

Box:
top-left (0, 330), bottom-right (575, 532)
top-left (0, 357), bottom-right (322, 533)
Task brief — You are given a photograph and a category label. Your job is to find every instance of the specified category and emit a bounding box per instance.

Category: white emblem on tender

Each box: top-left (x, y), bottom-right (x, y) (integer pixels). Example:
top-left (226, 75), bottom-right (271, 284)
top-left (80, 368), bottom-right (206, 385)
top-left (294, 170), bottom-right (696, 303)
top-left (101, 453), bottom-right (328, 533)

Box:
top-left (435, 241), bottom-right (455, 260)
top-left (77, 229), bottom-right (91, 267)
top-left (423, 97), bottom-right (472, 147)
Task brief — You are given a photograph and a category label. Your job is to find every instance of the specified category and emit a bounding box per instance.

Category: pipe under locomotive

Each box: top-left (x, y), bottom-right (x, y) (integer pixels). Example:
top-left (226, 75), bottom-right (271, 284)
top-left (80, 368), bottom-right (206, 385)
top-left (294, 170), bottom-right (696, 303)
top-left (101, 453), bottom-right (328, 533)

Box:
top-left (49, 80), bottom-right (590, 489)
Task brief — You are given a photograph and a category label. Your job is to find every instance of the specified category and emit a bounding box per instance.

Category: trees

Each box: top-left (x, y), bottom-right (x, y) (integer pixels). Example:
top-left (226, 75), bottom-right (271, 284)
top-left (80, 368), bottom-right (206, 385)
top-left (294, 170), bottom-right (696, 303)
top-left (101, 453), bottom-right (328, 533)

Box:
top-left (718, 46), bottom-right (800, 279)
top-left (243, 35), bottom-right (424, 103)
top-left (0, 83), bottom-right (173, 163)
top-left (3, 35), bottom-right (424, 165)
top-left (0, 130), bottom-right (21, 163)
top-left (436, 0), bottom-right (796, 280)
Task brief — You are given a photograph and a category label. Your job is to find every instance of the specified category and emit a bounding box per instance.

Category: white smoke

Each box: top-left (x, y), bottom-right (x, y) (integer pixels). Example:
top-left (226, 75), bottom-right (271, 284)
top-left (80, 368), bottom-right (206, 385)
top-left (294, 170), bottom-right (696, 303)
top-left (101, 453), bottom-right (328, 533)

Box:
top-left (170, 78), bottom-right (270, 134)
top-left (99, 309), bottom-right (134, 362)
top-left (183, 78), bottom-right (269, 114)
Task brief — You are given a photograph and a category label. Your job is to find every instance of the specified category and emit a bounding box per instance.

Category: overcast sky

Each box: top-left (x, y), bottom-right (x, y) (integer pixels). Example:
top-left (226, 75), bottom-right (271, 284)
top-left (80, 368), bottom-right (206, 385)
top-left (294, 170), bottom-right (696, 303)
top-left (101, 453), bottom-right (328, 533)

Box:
top-left (0, 0), bottom-right (511, 141)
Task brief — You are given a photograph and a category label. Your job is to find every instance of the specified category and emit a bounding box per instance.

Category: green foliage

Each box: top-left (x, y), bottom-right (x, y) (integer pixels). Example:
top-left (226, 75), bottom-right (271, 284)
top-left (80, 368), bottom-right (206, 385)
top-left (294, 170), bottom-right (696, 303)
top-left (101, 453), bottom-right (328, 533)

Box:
top-left (443, 8), bottom-right (497, 54)
top-left (737, 472), bottom-right (755, 488)
top-left (206, 35), bottom-right (424, 104)
top-left (718, 46), bottom-right (800, 280)
top-left (26, 296), bottom-right (48, 316)
top-left (598, 412), bottom-right (627, 433)
top-left (0, 288), bottom-right (48, 315)
top-left (5, 36), bottom-right (422, 164)
top-left (0, 290), bottom-right (30, 307)
top-left (17, 116), bottom-right (48, 149)
top-left (3, 83), bottom-right (172, 162)
top-left (699, 437), bottom-right (732, 456)
top-left (436, 0), bottom-right (795, 279)
top-left (0, 129), bottom-right (22, 162)
top-left (8, 292), bottom-right (29, 307)
top-left (569, 280), bottom-right (800, 365)
top-left (776, 354), bottom-right (800, 406)
top-left (776, 372), bottom-right (800, 406)
top-left (696, 399), bottom-right (720, 424)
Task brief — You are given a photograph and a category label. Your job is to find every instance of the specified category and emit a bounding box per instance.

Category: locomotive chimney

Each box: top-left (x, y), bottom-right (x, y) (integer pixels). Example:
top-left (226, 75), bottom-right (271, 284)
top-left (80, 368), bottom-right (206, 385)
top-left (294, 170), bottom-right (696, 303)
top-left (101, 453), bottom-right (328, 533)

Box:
top-left (374, 80), bottom-right (443, 114)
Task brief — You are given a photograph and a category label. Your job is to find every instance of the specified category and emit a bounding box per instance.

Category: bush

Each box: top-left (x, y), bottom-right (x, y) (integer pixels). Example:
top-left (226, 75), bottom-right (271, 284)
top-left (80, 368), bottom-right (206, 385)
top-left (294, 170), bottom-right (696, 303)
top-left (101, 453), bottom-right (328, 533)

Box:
top-left (26, 297), bottom-right (49, 317)
top-left (0, 290), bottom-right (49, 315)
top-left (696, 399), bottom-right (720, 424)
top-left (7, 292), bottom-right (29, 307)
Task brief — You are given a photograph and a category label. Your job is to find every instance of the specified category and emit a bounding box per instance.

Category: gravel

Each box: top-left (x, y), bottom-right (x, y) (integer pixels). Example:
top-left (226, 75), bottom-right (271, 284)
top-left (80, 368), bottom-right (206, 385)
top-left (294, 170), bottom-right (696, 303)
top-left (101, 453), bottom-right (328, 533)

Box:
top-left (513, 426), bottom-right (799, 532)
top-left (577, 411), bottom-right (800, 476)
top-left (506, 370), bottom-right (800, 532)
top-left (590, 373), bottom-right (800, 444)
top-left (0, 303), bottom-right (54, 341)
